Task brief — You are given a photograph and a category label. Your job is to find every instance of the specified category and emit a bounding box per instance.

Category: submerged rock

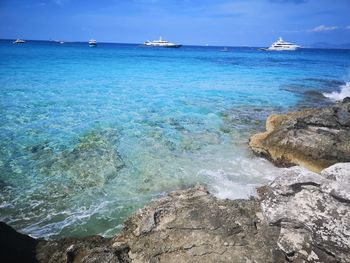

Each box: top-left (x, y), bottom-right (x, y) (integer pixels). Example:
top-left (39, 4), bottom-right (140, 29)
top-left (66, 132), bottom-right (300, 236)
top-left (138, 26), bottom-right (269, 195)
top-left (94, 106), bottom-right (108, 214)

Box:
top-left (262, 163), bottom-right (350, 263)
top-left (0, 179), bottom-right (6, 189)
top-left (249, 98), bottom-right (350, 172)
top-left (31, 128), bottom-right (124, 188)
top-left (60, 128), bottom-right (125, 182)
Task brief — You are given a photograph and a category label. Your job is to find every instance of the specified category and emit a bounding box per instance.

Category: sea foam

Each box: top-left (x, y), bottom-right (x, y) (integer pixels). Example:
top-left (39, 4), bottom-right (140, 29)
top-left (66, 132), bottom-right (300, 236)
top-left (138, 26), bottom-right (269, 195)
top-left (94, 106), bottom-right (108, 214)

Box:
top-left (323, 82), bottom-right (350, 101)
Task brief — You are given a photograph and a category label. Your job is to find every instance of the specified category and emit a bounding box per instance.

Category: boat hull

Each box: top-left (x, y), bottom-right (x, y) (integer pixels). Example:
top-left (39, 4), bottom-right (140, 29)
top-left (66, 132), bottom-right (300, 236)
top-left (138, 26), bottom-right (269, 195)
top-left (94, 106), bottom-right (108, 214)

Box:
top-left (143, 44), bottom-right (182, 48)
top-left (267, 47), bottom-right (298, 51)
top-left (163, 45), bottom-right (182, 48)
top-left (259, 47), bottom-right (299, 51)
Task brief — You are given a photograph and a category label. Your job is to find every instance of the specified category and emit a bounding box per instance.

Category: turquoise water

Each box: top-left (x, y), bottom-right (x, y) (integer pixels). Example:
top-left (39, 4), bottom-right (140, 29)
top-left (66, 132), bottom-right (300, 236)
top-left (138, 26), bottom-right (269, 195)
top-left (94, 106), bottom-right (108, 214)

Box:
top-left (1, 40), bottom-right (349, 239)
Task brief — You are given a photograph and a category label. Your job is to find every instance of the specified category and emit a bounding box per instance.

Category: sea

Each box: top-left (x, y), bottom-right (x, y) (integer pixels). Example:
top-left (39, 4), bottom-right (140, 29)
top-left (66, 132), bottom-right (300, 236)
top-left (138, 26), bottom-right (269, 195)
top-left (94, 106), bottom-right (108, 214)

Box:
top-left (0, 40), bottom-right (349, 239)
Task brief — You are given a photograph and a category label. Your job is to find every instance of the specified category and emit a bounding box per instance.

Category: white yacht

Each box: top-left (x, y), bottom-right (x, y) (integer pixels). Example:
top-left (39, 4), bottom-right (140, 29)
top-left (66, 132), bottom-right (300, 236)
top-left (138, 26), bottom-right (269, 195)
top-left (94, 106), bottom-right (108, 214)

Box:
top-left (89, 39), bottom-right (97, 47)
top-left (265, 37), bottom-right (300, 51)
top-left (143, 37), bottom-right (181, 48)
top-left (13, 39), bottom-right (26, 44)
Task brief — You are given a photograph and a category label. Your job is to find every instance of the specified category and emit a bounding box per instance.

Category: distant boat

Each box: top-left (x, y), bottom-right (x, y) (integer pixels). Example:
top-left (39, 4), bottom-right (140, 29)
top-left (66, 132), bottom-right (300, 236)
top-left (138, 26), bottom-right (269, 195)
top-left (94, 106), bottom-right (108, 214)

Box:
top-left (220, 47), bottom-right (229, 52)
top-left (89, 39), bottom-right (97, 47)
top-left (13, 39), bottom-right (26, 44)
top-left (262, 37), bottom-right (300, 51)
top-left (59, 41), bottom-right (64, 44)
top-left (143, 37), bottom-right (181, 48)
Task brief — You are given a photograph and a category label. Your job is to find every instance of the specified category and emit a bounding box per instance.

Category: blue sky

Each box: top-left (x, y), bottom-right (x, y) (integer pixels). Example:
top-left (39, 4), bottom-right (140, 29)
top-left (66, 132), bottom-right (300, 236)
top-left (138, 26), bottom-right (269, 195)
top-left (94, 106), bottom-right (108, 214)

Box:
top-left (1, 0), bottom-right (350, 46)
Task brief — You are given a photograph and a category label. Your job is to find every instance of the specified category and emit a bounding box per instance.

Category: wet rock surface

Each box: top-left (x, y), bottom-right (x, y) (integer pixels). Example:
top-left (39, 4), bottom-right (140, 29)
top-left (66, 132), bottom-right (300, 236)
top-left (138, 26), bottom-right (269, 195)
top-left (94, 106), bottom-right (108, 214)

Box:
top-left (249, 98), bottom-right (350, 172)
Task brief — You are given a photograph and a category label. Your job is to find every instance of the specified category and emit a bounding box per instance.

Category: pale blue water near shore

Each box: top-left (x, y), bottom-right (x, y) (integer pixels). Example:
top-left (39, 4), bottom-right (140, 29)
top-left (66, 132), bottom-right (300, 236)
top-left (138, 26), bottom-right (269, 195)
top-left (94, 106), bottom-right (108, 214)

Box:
top-left (1, 40), bottom-right (350, 239)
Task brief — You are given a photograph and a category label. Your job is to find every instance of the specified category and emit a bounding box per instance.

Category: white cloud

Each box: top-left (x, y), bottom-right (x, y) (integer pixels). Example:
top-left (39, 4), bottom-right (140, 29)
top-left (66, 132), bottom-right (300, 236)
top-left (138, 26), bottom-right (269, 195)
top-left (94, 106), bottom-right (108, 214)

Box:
top-left (310, 25), bottom-right (338, 32)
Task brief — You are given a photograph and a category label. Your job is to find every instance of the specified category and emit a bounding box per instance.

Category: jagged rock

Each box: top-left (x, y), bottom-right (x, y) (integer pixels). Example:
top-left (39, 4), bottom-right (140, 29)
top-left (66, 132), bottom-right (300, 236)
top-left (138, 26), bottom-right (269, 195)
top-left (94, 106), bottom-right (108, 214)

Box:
top-left (112, 185), bottom-right (282, 262)
top-left (249, 98), bottom-right (350, 172)
top-left (3, 162), bottom-right (350, 263)
top-left (3, 186), bottom-right (283, 263)
top-left (3, 164), bottom-right (349, 262)
top-left (261, 163), bottom-right (350, 263)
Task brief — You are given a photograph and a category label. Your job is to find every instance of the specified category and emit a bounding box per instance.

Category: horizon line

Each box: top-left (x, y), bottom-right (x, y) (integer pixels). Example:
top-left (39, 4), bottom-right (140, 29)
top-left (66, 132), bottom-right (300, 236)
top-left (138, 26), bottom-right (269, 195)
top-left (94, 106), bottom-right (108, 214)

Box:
top-left (1, 38), bottom-right (350, 49)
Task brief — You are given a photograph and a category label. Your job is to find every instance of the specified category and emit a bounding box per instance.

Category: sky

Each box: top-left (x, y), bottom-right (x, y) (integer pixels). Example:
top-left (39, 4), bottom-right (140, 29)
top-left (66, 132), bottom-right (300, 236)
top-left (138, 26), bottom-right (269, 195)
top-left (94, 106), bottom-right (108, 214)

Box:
top-left (1, 0), bottom-right (350, 46)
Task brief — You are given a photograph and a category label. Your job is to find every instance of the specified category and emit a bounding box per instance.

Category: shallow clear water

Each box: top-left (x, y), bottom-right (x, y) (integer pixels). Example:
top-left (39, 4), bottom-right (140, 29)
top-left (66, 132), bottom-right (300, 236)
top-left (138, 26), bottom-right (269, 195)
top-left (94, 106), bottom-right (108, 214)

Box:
top-left (0, 40), bottom-right (349, 239)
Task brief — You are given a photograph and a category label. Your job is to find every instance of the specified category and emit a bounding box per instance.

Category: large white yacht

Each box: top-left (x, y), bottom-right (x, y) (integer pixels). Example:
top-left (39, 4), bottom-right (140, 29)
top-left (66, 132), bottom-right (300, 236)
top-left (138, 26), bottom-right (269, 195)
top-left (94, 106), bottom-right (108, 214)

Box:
top-left (265, 37), bottom-right (300, 51)
top-left (13, 39), bottom-right (26, 44)
top-left (89, 39), bottom-right (97, 47)
top-left (143, 37), bottom-right (181, 48)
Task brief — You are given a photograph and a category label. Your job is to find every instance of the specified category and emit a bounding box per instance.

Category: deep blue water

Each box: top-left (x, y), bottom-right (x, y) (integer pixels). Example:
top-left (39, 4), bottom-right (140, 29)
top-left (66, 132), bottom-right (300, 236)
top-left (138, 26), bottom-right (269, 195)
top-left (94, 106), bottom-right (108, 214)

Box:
top-left (1, 40), bottom-right (349, 239)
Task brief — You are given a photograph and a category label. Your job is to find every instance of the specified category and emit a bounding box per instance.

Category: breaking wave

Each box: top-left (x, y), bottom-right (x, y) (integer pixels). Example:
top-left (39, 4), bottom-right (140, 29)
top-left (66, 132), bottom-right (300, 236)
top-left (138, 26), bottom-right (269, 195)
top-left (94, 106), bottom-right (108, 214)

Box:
top-left (323, 82), bottom-right (350, 101)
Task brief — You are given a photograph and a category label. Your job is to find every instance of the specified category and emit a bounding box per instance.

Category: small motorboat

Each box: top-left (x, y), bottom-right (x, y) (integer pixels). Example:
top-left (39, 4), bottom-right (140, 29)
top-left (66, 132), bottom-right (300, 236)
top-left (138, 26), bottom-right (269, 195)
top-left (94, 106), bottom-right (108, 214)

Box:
top-left (89, 39), bottom-right (97, 47)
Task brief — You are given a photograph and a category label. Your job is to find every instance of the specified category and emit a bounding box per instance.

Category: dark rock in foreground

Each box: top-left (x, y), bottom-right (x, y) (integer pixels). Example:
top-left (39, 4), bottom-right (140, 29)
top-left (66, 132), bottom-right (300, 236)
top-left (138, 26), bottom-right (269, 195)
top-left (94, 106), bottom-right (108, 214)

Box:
top-left (1, 163), bottom-right (349, 262)
top-left (0, 222), bottom-right (39, 263)
top-left (249, 98), bottom-right (350, 172)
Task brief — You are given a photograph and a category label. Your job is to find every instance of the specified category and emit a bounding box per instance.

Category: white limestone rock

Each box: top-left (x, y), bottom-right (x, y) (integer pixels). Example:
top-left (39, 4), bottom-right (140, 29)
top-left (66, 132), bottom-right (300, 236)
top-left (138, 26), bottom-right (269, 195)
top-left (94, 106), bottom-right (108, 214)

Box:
top-left (262, 163), bottom-right (350, 262)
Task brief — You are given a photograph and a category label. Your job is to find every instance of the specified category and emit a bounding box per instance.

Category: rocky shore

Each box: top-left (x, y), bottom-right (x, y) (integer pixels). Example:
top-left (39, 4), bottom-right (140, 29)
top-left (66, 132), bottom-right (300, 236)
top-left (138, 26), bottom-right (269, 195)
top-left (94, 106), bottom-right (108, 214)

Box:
top-left (249, 98), bottom-right (350, 172)
top-left (1, 99), bottom-right (349, 263)
top-left (2, 163), bottom-right (349, 263)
